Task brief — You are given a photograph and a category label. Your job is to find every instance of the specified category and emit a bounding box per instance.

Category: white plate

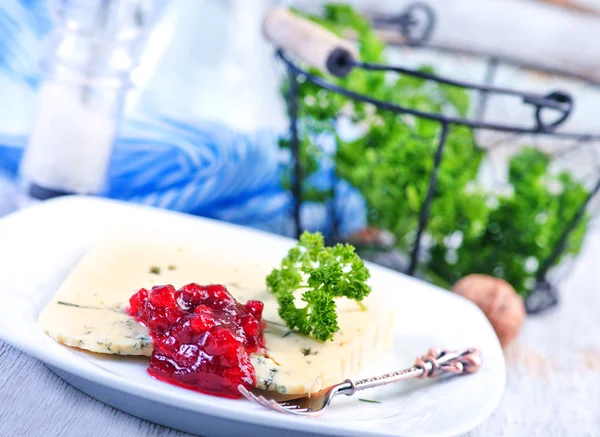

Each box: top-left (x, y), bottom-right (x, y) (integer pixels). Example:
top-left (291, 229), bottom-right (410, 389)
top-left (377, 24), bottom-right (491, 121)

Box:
top-left (0, 196), bottom-right (505, 437)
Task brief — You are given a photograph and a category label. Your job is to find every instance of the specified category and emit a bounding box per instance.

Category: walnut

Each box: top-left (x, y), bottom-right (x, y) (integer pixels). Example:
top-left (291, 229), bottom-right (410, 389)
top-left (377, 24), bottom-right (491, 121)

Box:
top-left (452, 274), bottom-right (526, 348)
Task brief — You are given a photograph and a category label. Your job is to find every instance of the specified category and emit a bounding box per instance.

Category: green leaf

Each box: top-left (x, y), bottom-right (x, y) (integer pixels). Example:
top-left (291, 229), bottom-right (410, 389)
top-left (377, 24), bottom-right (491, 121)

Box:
top-left (267, 232), bottom-right (372, 341)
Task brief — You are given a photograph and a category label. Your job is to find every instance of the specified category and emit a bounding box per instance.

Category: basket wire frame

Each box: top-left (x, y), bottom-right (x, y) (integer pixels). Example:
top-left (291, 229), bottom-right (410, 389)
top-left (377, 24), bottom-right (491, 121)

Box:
top-left (278, 3), bottom-right (600, 314)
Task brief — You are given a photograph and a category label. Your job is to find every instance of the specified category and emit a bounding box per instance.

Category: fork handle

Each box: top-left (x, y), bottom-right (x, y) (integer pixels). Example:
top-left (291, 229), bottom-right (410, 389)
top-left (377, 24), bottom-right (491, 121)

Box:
top-left (341, 347), bottom-right (482, 395)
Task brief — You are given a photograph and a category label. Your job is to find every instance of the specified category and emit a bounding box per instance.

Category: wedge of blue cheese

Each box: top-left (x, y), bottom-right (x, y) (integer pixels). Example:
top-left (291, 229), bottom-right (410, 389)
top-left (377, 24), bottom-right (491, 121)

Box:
top-left (248, 292), bottom-right (394, 394)
top-left (37, 235), bottom-right (394, 394)
top-left (38, 302), bottom-right (153, 355)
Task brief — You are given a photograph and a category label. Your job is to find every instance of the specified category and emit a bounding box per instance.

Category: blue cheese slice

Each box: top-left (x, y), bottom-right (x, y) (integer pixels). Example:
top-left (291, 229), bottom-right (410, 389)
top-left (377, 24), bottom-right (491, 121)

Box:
top-left (253, 298), bottom-right (394, 394)
top-left (39, 303), bottom-right (152, 355)
top-left (37, 234), bottom-right (394, 394)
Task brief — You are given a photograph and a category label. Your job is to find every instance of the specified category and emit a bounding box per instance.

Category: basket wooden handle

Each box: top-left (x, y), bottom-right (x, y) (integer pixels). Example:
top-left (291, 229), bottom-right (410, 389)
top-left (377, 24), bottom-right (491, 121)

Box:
top-left (263, 7), bottom-right (358, 77)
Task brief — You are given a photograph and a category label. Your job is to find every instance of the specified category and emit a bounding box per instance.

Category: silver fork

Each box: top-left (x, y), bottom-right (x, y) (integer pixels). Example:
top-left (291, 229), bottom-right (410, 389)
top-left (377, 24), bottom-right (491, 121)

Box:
top-left (238, 347), bottom-right (481, 416)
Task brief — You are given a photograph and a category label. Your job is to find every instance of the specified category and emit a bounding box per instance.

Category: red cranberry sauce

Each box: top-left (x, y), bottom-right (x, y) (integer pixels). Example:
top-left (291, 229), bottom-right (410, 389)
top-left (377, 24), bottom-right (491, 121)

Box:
top-left (128, 283), bottom-right (265, 398)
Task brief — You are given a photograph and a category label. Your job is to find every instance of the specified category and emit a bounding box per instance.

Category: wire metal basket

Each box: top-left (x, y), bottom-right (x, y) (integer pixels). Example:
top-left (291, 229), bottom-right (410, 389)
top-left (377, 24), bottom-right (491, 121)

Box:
top-left (272, 3), bottom-right (600, 314)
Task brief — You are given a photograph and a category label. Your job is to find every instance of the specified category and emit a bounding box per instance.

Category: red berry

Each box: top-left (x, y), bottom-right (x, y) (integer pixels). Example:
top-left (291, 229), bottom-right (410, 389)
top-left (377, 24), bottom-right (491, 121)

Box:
top-left (241, 315), bottom-right (260, 337)
top-left (179, 283), bottom-right (209, 307)
top-left (193, 304), bottom-right (211, 314)
top-left (172, 344), bottom-right (200, 368)
top-left (152, 334), bottom-right (175, 358)
top-left (223, 359), bottom-right (254, 387)
top-left (149, 285), bottom-right (177, 308)
top-left (190, 313), bottom-right (215, 333)
top-left (204, 285), bottom-right (234, 305)
top-left (166, 307), bottom-right (184, 324)
top-left (148, 354), bottom-right (176, 377)
top-left (219, 346), bottom-right (242, 368)
top-left (128, 288), bottom-right (148, 315)
top-left (147, 307), bottom-right (171, 332)
top-left (170, 323), bottom-right (194, 343)
top-left (204, 328), bottom-right (240, 356)
top-left (244, 300), bottom-right (264, 319)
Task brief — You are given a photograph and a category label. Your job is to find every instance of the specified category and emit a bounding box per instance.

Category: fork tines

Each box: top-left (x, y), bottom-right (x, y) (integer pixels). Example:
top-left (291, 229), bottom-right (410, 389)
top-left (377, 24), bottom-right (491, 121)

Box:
top-left (237, 385), bottom-right (311, 415)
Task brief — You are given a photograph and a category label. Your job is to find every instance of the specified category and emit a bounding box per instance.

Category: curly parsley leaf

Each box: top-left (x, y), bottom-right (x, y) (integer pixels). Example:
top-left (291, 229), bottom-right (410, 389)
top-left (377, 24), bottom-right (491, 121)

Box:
top-left (266, 231), bottom-right (371, 341)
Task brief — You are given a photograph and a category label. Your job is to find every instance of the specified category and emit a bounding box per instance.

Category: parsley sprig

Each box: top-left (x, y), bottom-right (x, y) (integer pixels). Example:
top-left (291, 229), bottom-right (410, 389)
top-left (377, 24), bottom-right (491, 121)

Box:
top-left (266, 232), bottom-right (371, 341)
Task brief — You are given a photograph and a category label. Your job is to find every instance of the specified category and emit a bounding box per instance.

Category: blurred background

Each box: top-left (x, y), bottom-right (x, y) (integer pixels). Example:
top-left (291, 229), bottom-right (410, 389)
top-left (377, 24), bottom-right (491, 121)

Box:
top-left (2, 0), bottom-right (600, 311)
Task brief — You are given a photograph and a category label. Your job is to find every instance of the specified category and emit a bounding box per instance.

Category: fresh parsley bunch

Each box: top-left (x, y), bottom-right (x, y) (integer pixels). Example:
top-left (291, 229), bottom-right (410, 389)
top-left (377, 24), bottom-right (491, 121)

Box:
top-left (281, 4), bottom-right (590, 298)
top-left (428, 148), bottom-right (590, 293)
top-left (266, 231), bottom-right (371, 341)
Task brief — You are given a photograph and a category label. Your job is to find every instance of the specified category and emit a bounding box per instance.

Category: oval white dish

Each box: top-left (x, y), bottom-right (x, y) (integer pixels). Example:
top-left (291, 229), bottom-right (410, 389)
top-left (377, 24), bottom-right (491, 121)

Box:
top-left (0, 196), bottom-right (505, 437)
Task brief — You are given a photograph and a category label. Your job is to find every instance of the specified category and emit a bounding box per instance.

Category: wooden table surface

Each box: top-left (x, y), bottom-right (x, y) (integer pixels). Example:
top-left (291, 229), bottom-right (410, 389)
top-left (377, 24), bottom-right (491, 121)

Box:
top-left (2, 231), bottom-right (600, 437)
